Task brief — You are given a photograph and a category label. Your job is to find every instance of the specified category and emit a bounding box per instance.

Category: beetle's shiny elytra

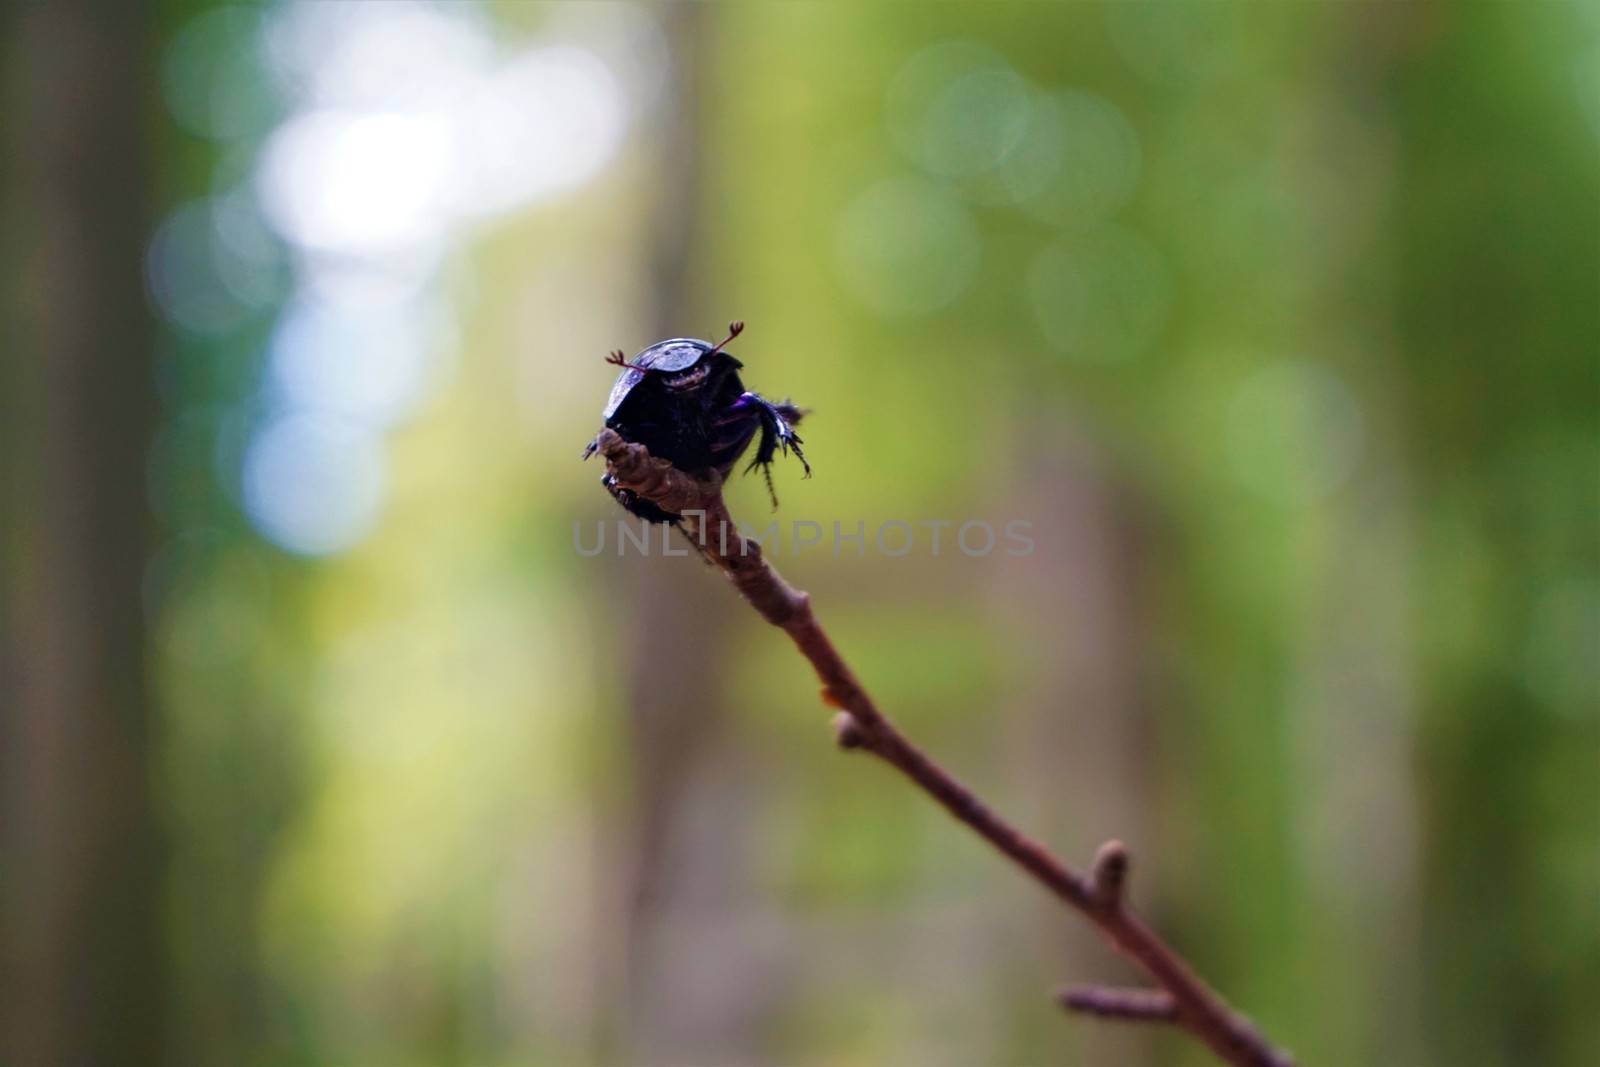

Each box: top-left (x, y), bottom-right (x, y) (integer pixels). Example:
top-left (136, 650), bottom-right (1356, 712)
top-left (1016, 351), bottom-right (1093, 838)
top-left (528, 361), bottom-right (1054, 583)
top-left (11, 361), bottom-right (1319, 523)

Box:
top-left (582, 321), bottom-right (809, 524)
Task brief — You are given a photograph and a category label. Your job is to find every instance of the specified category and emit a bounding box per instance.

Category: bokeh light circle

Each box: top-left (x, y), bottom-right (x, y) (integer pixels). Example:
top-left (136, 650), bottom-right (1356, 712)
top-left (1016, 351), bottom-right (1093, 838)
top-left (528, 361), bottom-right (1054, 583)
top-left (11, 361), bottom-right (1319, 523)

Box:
top-left (1103, 0), bottom-right (1239, 89)
top-left (835, 176), bottom-right (982, 317)
top-left (146, 200), bottom-right (258, 336)
top-left (242, 413), bottom-right (387, 555)
top-left (886, 41), bottom-right (1032, 180)
top-left (265, 296), bottom-right (449, 427)
top-left (256, 108), bottom-right (456, 256)
top-left (1028, 225), bottom-right (1171, 362)
top-left (1018, 90), bottom-right (1143, 225)
top-left (162, 5), bottom-right (275, 141)
top-left (1224, 361), bottom-right (1366, 503)
top-left (453, 45), bottom-right (628, 216)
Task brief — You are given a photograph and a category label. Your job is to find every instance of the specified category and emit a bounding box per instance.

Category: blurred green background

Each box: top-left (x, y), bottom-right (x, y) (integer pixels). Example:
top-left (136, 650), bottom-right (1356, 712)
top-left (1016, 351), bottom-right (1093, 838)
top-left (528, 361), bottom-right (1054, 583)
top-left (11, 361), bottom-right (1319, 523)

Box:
top-left (2, 2), bottom-right (1597, 1065)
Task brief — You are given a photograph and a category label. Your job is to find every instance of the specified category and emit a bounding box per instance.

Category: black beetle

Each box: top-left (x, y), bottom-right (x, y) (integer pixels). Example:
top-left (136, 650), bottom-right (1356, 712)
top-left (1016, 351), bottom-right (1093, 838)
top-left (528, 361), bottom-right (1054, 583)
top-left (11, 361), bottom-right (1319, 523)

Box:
top-left (581, 321), bottom-right (809, 523)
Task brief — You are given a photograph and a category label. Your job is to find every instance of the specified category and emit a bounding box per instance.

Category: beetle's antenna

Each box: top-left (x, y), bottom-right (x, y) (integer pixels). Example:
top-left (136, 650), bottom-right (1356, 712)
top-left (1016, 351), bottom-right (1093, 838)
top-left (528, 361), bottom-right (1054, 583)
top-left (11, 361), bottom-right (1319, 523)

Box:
top-left (605, 322), bottom-right (743, 373)
top-left (606, 348), bottom-right (661, 373)
top-left (705, 320), bottom-right (745, 356)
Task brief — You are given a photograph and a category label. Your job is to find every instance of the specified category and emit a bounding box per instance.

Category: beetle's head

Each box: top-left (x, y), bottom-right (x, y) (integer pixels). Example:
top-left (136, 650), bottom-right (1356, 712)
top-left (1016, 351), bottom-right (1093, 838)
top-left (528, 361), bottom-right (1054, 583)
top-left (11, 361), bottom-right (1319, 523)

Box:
top-left (605, 321), bottom-right (744, 392)
top-left (662, 360), bottom-right (712, 392)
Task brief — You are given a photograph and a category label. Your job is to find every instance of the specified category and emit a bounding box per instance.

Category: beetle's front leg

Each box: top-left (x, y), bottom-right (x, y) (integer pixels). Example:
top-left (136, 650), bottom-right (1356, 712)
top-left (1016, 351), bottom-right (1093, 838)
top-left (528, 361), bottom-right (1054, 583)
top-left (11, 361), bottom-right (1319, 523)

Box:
top-left (741, 392), bottom-right (810, 477)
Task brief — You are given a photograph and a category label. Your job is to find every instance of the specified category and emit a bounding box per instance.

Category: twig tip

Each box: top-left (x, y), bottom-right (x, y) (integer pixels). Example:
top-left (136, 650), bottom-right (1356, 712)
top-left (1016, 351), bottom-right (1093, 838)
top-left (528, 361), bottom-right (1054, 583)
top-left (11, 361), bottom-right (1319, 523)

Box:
top-left (1090, 839), bottom-right (1130, 908)
top-left (831, 711), bottom-right (866, 750)
top-left (1057, 985), bottom-right (1178, 1023)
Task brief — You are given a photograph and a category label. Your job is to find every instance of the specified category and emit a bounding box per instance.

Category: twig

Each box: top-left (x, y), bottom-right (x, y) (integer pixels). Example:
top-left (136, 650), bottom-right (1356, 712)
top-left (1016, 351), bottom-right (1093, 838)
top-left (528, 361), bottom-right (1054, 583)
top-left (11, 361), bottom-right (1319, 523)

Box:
top-left (597, 429), bottom-right (1294, 1067)
top-left (1058, 985), bottom-right (1180, 1023)
top-left (1089, 839), bottom-right (1131, 910)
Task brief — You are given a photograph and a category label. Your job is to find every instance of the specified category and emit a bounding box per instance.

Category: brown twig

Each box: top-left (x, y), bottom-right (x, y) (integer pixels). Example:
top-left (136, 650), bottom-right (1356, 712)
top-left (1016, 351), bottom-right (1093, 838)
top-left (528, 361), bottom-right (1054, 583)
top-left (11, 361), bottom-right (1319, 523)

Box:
top-left (1058, 985), bottom-right (1179, 1022)
top-left (597, 429), bottom-right (1294, 1067)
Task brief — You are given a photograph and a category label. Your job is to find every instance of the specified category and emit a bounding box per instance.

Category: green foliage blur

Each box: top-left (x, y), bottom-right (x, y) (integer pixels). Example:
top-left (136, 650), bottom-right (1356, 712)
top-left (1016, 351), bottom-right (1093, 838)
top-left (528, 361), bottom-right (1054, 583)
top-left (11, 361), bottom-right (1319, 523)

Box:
top-left (3, 2), bottom-right (1596, 1066)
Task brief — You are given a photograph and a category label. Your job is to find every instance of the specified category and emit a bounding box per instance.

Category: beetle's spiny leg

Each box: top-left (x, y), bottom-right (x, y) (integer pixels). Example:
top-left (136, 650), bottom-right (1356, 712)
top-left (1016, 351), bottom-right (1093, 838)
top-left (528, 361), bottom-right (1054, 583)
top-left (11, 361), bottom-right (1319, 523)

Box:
top-left (774, 399), bottom-right (808, 427)
top-left (770, 408), bottom-right (810, 478)
top-left (737, 390), bottom-right (812, 484)
top-left (760, 459), bottom-right (779, 511)
top-left (788, 434), bottom-right (811, 478)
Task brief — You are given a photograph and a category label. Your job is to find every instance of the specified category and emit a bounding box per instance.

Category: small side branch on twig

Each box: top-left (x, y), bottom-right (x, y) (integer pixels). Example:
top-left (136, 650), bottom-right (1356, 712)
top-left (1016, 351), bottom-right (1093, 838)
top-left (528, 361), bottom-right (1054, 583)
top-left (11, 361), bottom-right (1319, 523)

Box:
top-left (596, 429), bottom-right (1294, 1067)
top-left (1058, 985), bottom-right (1179, 1022)
top-left (1089, 839), bottom-right (1131, 910)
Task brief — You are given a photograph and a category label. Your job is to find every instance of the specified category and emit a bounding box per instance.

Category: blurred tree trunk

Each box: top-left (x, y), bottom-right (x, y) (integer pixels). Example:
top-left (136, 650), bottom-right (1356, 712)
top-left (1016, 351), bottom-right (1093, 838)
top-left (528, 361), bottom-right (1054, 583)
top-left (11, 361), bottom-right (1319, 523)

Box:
top-left (590, 3), bottom-right (764, 1063)
top-left (0, 3), bottom-right (163, 1065)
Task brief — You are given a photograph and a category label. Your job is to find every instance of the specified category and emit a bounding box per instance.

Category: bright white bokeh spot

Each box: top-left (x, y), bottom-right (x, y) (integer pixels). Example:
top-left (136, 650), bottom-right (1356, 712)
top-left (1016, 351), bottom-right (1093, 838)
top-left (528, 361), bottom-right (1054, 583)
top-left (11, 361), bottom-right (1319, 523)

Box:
top-left (225, 0), bottom-right (635, 556)
top-left (266, 296), bottom-right (450, 427)
top-left (255, 9), bottom-right (629, 256)
top-left (887, 42), bottom-right (1032, 180)
top-left (242, 414), bottom-right (386, 556)
top-left (257, 109), bottom-right (455, 255)
top-left (296, 253), bottom-right (446, 320)
top-left (1029, 225), bottom-right (1171, 361)
top-left (538, 1), bottom-right (670, 112)
top-left (263, 0), bottom-right (493, 109)
top-left (1224, 361), bottom-right (1365, 503)
top-left (452, 46), bottom-right (628, 216)
top-left (835, 177), bottom-right (982, 317)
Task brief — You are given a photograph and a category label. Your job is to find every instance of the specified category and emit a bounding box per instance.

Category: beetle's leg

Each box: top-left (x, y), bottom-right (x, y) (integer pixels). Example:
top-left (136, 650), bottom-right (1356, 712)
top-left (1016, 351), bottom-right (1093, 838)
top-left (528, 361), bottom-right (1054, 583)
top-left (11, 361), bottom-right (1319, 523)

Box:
top-left (753, 430), bottom-right (780, 509)
top-left (748, 393), bottom-right (809, 477)
top-left (734, 392), bottom-right (810, 510)
top-left (773, 399), bottom-right (807, 428)
top-left (581, 435), bottom-right (599, 461)
top-left (760, 395), bottom-right (809, 473)
top-left (602, 471), bottom-right (683, 524)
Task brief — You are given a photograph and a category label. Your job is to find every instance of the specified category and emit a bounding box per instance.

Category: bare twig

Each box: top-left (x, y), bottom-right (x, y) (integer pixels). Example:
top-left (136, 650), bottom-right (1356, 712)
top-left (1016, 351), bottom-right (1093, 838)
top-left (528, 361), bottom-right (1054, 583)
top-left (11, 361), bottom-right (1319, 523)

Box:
top-left (1058, 985), bottom-right (1179, 1022)
top-left (597, 429), bottom-right (1294, 1067)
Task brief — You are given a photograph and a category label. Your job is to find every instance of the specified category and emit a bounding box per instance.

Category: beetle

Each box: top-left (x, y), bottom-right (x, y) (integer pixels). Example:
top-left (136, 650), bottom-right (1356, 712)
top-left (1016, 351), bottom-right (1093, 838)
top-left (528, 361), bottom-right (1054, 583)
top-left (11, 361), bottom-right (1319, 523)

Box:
top-left (581, 321), bottom-right (809, 524)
